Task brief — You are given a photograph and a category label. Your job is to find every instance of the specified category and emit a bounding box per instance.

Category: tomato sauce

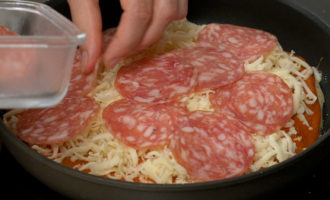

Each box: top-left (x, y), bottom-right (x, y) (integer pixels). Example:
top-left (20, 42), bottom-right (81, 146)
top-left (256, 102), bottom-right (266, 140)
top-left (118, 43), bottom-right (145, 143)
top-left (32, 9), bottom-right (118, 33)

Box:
top-left (289, 55), bottom-right (321, 153)
top-left (291, 73), bottom-right (321, 153)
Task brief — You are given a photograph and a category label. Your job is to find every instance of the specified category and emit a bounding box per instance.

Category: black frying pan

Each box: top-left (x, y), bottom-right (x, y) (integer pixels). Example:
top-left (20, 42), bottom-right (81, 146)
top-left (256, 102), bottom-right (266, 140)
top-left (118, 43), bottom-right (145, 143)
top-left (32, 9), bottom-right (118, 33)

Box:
top-left (1, 0), bottom-right (330, 199)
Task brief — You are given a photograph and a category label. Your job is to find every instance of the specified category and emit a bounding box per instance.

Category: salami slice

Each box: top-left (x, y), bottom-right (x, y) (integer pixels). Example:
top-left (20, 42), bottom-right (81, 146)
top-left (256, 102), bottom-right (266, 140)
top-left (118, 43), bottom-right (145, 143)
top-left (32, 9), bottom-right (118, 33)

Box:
top-left (170, 111), bottom-right (254, 181)
top-left (102, 99), bottom-right (189, 149)
top-left (174, 46), bottom-right (245, 91)
top-left (66, 49), bottom-right (97, 97)
top-left (210, 72), bottom-right (294, 134)
top-left (115, 53), bottom-right (197, 104)
top-left (0, 25), bottom-right (18, 36)
top-left (0, 26), bottom-right (34, 82)
top-left (16, 96), bottom-right (100, 144)
top-left (197, 24), bottom-right (278, 63)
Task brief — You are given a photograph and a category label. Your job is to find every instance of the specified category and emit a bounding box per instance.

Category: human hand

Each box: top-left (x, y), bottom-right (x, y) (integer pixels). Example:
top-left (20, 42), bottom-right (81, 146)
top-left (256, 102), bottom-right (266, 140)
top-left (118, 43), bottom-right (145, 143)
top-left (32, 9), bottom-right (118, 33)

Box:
top-left (68, 0), bottom-right (188, 73)
top-left (67, 0), bottom-right (102, 74)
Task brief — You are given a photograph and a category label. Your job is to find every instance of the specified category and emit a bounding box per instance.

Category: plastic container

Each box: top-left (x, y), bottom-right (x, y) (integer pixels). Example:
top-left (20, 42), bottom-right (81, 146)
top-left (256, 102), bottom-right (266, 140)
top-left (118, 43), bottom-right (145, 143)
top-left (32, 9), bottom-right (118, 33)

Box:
top-left (0, 0), bottom-right (86, 108)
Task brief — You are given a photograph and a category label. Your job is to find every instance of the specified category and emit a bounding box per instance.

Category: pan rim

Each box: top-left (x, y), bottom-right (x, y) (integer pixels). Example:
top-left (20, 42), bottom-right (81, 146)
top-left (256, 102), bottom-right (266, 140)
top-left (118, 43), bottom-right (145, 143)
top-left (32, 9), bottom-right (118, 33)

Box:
top-left (1, 118), bottom-right (330, 192)
top-left (1, 0), bottom-right (330, 193)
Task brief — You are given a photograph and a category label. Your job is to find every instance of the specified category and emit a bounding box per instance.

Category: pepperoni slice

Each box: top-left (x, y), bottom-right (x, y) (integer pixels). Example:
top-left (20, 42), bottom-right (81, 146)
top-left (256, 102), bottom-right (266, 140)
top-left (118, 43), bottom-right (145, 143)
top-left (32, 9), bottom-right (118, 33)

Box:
top-left (16, 96), bottom-right (100, 144)
top-left (102, 99), bottom-right (189, 149)
top-left (66, 50), bottom-right (97, 97)
top-left (210, 72), bottom-right (294, 134)
top-left (0, 26), bottom-right (33, 83)
top-left (174, 46), bottom-right (245, 91)
top-left (197, 24), bottom-right (278, 63)
top-left (115, 53), bottom-right (197, 104)
top-left (0, 25), bottom-right (18, 36)
top-left (170, 111), bottom-right (254, 181)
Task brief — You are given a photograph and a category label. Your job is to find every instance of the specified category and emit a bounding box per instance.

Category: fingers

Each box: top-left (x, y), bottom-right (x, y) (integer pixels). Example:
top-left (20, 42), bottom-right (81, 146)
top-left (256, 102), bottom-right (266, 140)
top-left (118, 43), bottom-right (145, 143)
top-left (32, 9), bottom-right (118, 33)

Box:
top-left (176, 0), bottom-right (189, 20)
top-left (103, 0), bottom-right (188, 68)
top-left (68, 0), bottom-right (102, 74)
top-left (103, 0), bottom-right (153, 67)
top-left (138, 0), bottom-right (178, 49)
top-left (139, 0), bottom-right (188, 48)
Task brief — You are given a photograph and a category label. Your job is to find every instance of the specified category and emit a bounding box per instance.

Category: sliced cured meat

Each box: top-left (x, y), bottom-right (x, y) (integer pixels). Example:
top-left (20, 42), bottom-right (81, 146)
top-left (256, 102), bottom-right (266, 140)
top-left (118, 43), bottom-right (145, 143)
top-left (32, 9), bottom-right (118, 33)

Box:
top-left (103, 28), bottom-right (116, 50)
top-left (197, 23), bottom-right (278, 63)
top-left (170, 111), bottom-right (254, 181)
top-left (115, 53), bottom-right (197, 104)
top-left (66, 49), bottom-right (97, 97)
top-left (0, 25), bottom-right (18, 36)
top-left (16, 96), bottom-right (100, 144)
top-left (0, 26), bottom-right (33, 82)
top-left (102, 99), bottom-right (189, 149)
top-left (174, 46), bottom-right (245, 91)
top-left (115, 45), bottom-right (244, 101)
top-left (210, 72), bottom-right (294, 134)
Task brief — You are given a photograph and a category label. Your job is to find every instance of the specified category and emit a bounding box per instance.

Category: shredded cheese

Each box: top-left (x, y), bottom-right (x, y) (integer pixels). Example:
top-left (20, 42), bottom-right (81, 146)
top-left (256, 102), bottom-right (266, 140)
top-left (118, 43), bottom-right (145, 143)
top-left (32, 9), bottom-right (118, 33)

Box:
top-left (3, 19), bottom-right (322, 183)
top-left (180, 90), bottom-right (215, 112)
top-left (250, 131), bottom-right (296, 171)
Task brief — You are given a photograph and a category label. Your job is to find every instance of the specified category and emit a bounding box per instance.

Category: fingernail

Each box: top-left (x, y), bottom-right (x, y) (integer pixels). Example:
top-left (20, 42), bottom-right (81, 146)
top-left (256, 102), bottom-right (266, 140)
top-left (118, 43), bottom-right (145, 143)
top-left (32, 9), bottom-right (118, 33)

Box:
top-left (80, 50), bottom-right (88, 73)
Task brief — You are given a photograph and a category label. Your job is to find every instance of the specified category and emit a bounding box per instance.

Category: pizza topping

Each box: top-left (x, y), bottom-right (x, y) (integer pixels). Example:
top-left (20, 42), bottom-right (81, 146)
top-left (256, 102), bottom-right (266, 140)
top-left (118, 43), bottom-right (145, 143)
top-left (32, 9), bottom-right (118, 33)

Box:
top-left (16, 97), bottom-right (100, 144)
top-left (197, 23), bottom-right (278, 63)
top-left (0, 25), bottom-right (18, 36)
top-left (210, 72), bottom-right (294, 134)
top-left (170, 111), bottom-right (254, 181)
top-left (0, 26), bottom-right (32, 80)
top-left (102, 99), bottom-right (189, 149)
top-left (115, 53), bottom-right (197, 104)
top-left (115, 45), bottom-right (245, 103)
top-left (174, 46), bottom-right (245, 91)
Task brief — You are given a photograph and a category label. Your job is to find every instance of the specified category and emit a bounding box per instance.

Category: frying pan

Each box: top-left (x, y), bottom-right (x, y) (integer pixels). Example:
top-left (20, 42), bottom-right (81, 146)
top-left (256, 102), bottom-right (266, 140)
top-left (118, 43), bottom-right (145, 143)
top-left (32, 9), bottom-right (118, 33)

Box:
top-left (1, 0), bottom-right (330, 199)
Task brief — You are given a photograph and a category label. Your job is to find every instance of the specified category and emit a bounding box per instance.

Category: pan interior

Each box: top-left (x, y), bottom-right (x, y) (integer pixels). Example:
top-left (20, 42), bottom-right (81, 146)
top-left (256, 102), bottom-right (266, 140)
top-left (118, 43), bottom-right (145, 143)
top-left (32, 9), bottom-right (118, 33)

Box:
top-left (1, 0), bottom-right (330, 195)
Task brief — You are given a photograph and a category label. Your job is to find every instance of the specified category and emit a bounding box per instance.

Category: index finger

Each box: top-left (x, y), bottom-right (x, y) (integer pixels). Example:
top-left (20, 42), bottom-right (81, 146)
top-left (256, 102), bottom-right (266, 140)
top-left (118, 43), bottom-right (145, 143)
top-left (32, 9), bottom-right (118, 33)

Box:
top-left (103, 0), bottom-right (153, 68)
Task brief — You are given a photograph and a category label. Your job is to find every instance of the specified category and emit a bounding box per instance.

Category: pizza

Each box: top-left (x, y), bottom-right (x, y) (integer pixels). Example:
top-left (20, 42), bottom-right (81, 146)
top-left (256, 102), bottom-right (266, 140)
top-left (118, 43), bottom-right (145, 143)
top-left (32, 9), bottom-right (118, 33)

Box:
top-left (3, 20), bottom-right (323, 183)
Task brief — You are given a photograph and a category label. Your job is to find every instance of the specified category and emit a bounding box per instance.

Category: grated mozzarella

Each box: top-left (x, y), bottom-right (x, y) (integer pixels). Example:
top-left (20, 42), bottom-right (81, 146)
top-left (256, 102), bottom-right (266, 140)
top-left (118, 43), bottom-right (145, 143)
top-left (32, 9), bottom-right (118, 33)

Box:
top-left (250, 131), bottom-right (296, 171)
top-left (180, 90), bottom-right (215, 112)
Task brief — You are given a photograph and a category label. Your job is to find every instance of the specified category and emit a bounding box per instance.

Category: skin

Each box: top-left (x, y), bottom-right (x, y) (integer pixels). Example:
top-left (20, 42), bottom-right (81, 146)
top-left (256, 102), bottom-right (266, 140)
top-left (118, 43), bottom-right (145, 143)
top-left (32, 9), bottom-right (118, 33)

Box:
top-left (67, 0), bottom-right (188, 74)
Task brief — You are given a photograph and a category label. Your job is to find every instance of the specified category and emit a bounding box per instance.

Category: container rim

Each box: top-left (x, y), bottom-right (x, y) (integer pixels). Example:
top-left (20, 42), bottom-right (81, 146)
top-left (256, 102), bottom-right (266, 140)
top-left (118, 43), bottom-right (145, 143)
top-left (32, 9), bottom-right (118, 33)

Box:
top-left (0, 0), bottom-right (86, 45)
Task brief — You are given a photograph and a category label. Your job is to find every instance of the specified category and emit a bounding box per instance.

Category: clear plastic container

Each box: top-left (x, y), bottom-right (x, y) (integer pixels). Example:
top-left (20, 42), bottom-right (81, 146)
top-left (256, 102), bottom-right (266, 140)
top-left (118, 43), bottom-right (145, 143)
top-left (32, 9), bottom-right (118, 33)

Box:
top-left (0, 0), bottom-right (86, 108)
